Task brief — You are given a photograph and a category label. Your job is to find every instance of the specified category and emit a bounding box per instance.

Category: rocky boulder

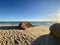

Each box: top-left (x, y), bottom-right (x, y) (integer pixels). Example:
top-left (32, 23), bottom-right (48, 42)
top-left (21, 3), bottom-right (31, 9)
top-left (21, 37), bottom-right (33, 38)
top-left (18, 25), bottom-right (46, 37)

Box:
top-left (49, 23), bottom-right (60, 39)
top-left (18, 21), bottom-right (33, 30)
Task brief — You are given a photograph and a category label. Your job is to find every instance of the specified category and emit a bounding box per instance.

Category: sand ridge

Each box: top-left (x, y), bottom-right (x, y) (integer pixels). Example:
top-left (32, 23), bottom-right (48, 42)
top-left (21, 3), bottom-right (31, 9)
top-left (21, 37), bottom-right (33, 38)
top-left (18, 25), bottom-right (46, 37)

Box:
top-left (0, 26), bottom-right (50, 45)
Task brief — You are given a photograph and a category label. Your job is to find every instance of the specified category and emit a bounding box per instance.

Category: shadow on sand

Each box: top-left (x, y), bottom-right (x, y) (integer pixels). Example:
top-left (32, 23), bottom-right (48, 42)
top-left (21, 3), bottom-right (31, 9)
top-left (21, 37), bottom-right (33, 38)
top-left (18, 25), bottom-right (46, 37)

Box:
top-left (0, 26), bottom-right (20, 30)
top-left (32, 34), bottom-right (56, 45)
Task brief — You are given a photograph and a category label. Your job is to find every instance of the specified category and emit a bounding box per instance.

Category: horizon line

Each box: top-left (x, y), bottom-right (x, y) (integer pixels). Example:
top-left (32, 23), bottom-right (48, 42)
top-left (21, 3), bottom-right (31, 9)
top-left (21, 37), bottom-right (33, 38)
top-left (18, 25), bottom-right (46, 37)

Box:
top-left (0, 20), bottom-right (56, 22)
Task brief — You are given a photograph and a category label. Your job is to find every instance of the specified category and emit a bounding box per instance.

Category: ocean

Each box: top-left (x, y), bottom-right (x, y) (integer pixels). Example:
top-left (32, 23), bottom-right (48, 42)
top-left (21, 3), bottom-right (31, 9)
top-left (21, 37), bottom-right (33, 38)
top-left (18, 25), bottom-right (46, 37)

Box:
top-left (0, 21), bottom-right (56, 26)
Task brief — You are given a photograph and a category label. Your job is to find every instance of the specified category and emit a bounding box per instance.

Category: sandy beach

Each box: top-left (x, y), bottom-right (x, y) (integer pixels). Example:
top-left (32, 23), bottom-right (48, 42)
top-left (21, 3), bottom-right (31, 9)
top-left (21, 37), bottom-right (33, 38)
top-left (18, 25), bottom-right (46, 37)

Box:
top-left (0, 25), bottom-right (50, 45)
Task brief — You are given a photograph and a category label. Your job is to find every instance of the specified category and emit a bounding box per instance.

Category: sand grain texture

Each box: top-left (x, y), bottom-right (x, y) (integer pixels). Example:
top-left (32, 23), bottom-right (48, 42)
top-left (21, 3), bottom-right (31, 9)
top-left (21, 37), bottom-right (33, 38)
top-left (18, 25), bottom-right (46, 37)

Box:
top-left (0, 26), bottom-right (50, 45)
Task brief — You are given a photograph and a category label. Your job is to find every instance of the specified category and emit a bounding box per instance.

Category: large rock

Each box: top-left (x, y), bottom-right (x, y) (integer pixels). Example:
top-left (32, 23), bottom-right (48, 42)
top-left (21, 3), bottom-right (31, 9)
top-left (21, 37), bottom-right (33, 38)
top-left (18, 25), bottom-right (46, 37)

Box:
top-left (18, 21), bottom-right (33, 30)
top-left (49, 23), bottom-right (60, 39)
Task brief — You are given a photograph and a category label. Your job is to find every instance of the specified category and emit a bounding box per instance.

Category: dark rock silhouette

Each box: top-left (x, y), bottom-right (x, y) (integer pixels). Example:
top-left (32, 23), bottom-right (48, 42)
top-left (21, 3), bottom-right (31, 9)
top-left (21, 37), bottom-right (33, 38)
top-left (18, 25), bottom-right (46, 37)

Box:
top-left (49, 23), bottom-right (60, 39)
top-left (0, 26), bottom-right (19, 30)
top-left (32, 35), bottom-right (57, 45)
top-left (32, 23), bottom-right (60, 45)
top-left (18, 21), bottom-right (33, 30)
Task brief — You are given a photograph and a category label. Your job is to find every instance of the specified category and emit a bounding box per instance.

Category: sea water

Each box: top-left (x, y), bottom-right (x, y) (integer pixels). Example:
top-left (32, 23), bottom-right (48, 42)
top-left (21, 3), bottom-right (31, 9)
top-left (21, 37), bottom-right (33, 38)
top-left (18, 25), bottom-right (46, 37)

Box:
top-left (0, 21), bottom-right (56, 26)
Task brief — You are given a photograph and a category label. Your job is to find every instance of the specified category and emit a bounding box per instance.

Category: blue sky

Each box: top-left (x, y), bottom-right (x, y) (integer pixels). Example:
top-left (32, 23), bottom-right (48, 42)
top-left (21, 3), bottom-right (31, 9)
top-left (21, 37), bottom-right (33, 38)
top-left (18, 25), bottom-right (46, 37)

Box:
top-left (0, 0), bottom-right (59, 21)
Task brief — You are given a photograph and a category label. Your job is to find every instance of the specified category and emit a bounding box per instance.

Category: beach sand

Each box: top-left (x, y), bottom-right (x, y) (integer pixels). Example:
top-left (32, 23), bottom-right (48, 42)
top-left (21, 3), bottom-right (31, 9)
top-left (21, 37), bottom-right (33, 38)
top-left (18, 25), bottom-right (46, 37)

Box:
top-left (0, 25), bottom-right (50, 45)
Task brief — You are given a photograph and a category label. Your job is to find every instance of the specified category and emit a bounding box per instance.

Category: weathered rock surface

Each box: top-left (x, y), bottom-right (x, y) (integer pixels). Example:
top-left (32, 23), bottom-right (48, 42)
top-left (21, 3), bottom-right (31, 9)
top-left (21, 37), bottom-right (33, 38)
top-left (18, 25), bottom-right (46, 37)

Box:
top-left (49, 23), bottom-right (60, 39)
top-left (18, 21), bottom-right (33, 30)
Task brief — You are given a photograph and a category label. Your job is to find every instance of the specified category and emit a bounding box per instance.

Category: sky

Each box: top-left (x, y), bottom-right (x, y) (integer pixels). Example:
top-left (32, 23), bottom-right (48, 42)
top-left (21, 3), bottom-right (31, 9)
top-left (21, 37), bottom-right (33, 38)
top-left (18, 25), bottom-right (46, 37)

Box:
top-left (0, 0), bottom-right (60, 21)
